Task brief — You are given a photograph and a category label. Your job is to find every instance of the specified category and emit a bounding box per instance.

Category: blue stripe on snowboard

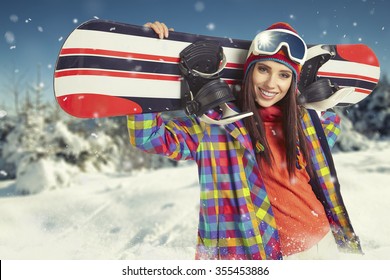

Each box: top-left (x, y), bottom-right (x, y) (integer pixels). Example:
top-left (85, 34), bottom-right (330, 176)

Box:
top-left (56, 55), bottom-right (244, 80)
top-left (320, 77), bottom-right (377, 91)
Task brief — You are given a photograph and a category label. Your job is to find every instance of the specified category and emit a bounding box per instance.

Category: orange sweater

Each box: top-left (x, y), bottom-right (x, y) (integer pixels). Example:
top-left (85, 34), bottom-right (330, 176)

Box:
top-left (258, 109), bottom-right (330, 256)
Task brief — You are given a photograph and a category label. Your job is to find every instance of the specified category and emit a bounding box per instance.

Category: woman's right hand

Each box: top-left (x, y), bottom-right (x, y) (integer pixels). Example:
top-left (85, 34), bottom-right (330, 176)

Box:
top-left (144, 21), bottom-right (174, 39)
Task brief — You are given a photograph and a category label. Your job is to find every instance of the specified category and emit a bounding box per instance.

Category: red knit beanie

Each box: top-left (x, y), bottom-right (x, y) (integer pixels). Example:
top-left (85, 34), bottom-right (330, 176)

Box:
top-left (243, 22), bottom-right (304, 82)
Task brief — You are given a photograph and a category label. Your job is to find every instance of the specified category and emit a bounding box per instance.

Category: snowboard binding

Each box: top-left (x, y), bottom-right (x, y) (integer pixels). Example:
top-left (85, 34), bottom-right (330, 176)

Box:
top-left (298, 45), bottom-right (355, 111)
top-left (179, 40), bottom-right (253, 125)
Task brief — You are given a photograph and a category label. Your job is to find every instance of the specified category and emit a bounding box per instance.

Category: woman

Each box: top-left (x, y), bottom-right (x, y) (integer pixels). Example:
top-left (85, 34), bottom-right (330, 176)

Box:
top-left (127, 21), bottom-right (362, 260)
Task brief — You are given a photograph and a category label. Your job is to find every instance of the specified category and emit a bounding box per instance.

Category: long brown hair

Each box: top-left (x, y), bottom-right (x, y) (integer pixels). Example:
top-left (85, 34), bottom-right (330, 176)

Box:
top-left (237, 66), bottom-right (313, 177)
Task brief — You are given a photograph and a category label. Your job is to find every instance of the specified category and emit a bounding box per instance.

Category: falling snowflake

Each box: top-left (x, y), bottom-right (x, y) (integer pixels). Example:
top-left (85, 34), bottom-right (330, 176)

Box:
top-left (37, 26), bottom-right (44, 32)
top-left (289, 14), bottom-right (295, 20)
top-left (353, 22), bottom-right (358, 27)
top-left (194, 1), bottom-right (205, 12)
top-left (73, 18), bottom-right (78, 24)
top-left (25, 18), bottom-right (32, 23)
top-left (58, 36), bottom-right (63, 41)
top-left (206, 23), bottom-right (215, 31)
top-left (9, 14), bottom-right (18, 23)
top-left (4, 31), bottom-right (15, 44)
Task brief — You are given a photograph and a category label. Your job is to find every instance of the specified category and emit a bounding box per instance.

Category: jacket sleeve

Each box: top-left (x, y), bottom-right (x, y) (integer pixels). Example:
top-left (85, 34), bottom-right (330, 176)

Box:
top-left (127, 113), bottom-right (204, 161)
top-left (320, 110), bottom-right (341, 149)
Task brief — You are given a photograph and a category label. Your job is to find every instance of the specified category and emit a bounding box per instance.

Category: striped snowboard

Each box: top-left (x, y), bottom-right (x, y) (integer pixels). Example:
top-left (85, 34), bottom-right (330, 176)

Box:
top-left (54, 19), bottom-right (380, 118)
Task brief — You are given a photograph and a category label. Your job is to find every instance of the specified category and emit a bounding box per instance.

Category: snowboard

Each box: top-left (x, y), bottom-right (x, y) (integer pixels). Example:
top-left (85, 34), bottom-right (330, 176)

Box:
top-left (54, 19), bottom-right (380, 118)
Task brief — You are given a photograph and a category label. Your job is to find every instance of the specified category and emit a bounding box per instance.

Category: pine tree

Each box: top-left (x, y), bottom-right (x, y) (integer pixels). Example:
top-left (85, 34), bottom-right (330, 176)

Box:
top-left (344, 73), bottom-right (390, 138)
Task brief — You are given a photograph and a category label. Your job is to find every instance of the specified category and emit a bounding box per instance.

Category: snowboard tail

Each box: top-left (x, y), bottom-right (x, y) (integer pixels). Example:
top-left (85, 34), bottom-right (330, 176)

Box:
top-left (54, 19), bottom-right (380, 118)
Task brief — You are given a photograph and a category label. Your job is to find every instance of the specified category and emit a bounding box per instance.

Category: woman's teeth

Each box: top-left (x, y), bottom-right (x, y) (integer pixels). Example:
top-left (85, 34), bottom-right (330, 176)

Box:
top-left (261, 89), bottom-right (277, 97)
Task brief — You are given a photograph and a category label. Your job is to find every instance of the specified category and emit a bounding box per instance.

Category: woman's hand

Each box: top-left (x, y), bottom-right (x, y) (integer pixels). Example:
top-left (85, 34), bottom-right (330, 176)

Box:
top-left (144, 21), bottom-right (174, 39)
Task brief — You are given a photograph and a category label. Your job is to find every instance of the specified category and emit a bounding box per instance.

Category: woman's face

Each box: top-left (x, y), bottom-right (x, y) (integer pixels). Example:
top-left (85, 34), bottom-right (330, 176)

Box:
top-left (251, 60), bottom-right (293, 108)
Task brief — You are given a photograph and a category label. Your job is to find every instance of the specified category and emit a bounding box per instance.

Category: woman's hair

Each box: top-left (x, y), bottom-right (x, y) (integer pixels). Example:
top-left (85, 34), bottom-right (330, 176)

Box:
top-left (237, 65), bottom-right (313, 177)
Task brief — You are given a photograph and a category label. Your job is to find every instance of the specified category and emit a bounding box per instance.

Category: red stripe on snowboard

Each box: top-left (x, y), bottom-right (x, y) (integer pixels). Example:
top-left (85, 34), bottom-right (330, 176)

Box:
top-left (355, 88), bottom-right (371, 94)
top-left (336, 45), bottom-right (380, 66)
top-left (317, 71), bottom-right (379, 83)
top-left (60, 48), bottom-right (180, 63)
top-left (55, 69), bottom-right (182, 81)
top-left (57, 94), bottom-right (143, 118)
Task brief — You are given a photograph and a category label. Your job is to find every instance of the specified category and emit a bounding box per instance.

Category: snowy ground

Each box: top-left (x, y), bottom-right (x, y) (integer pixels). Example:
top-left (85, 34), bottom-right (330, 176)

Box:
top-left (0, 141), bottom-right (389, 260)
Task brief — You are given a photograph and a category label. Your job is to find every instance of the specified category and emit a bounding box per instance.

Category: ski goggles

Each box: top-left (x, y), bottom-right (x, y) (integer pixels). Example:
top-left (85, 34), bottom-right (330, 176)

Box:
top-left (251, 29), bottom-right (307, 65)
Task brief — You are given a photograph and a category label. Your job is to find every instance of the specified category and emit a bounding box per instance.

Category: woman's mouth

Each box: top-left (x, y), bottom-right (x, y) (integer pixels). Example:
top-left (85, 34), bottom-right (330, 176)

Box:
top-left (259, 88), bottom-right (278, 99)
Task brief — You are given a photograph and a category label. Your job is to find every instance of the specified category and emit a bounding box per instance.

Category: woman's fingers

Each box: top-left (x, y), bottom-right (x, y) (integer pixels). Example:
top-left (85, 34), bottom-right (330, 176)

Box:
top-left (144, 21), bottom-right (171, 39)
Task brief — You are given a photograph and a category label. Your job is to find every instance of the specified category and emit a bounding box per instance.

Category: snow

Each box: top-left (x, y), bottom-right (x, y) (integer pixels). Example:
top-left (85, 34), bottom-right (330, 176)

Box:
top-left (0, 164), bottom-right (199, 260)
top-left (0, 142), bottom-right (389, 260)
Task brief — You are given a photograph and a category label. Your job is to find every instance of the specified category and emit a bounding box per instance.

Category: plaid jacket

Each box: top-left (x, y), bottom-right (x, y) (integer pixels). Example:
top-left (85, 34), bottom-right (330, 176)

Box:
top-left (127, 107), bottom-right (362, 259)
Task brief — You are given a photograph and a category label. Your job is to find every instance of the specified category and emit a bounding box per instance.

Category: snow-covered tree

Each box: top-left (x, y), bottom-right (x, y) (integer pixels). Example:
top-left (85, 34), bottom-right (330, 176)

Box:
top-left (334, 109), bottom-right (370, 152)
top-left (344, 74), bottom-right (390, 138)
top-left (0, 109), bottom-right (178, 194)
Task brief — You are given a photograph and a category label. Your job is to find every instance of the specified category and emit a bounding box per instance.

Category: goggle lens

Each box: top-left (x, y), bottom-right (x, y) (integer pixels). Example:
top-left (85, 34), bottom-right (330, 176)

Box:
top-left (254, 29), bottom-right (307, 65)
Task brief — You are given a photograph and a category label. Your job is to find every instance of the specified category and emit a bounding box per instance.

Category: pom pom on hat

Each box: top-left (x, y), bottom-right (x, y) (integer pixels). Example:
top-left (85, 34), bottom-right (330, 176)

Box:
top-left (243, 22), bottom-right (304, 82)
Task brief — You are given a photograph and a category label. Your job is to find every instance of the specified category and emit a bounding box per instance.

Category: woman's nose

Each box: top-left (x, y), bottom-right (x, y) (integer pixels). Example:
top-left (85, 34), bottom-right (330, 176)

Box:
top-left (264, 74), bottom-right (277, 89)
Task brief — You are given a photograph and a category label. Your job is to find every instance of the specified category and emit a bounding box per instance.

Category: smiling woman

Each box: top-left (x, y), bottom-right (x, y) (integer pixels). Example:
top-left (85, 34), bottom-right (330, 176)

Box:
top-left (128, 21), bottom-right (363, 260)
top-left (251, 60), bottom-right (293, 107)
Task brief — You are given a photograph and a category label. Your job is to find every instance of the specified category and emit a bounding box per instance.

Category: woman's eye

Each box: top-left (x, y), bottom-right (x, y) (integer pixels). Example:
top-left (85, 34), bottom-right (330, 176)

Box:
top-left (280, 72), bottom-right (291, 79)
top-left (257, 66), bottom-right (267, 73)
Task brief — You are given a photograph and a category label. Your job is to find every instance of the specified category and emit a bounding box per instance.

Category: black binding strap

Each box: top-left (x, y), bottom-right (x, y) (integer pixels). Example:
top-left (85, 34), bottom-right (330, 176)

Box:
top-left (298, 45), bottom-right (338, 106)
top-left (184, 79), bottom-right (234, 116)
top-left (297, 79), bottom-right (335, 105)
top-left (298, 45), bottom-right (335, 92)
top-left (179, 40), bottom-right (235, 117)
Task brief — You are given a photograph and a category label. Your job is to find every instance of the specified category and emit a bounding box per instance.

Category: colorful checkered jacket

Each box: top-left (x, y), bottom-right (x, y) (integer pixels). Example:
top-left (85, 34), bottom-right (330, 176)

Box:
top-left (127, 106), bottom-right (362, 259)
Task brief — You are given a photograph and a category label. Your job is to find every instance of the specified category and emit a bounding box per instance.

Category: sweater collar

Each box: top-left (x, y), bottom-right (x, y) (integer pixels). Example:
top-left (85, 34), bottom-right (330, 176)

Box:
top-left (258, 105), bottom-right (283, 122)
